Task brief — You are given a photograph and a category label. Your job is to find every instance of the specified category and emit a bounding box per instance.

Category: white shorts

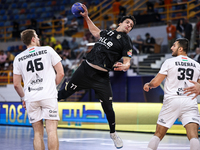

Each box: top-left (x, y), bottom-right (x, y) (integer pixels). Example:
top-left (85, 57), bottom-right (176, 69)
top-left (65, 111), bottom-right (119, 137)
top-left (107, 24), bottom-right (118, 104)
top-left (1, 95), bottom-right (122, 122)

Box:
top-left (26, 98), bottom-right (60, 124)
top-left (157, 98), bottom-right (200, 128)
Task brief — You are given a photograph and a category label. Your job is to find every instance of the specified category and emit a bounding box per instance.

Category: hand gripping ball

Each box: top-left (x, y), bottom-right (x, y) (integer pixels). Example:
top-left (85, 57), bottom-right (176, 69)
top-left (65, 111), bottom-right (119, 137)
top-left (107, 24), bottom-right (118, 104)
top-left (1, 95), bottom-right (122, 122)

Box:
top-left (71, 2), bottom-right (84, 17)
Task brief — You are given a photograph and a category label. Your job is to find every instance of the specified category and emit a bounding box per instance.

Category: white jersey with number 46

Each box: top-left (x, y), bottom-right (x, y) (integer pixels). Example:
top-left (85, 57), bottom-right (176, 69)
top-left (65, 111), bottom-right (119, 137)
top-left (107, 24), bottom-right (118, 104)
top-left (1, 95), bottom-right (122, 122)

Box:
top-left (159, 55), bottom-right (200, 100)
top-left (13, 46), bottom-right (61, 102)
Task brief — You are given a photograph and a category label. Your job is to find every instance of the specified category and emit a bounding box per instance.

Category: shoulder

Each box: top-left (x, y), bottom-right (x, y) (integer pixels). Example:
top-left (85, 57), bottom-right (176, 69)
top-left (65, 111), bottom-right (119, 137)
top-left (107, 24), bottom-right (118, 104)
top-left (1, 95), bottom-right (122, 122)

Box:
top-left (188, 57), bottom-right (200, 66)
top-left (100, 30), bottom-right (108, 34)
top-left (42, 46), bottom-right (54, 51)
top-left (15, 49), bottom-right (27, 58)
top-left (163, 57), bottom-right (176, 64)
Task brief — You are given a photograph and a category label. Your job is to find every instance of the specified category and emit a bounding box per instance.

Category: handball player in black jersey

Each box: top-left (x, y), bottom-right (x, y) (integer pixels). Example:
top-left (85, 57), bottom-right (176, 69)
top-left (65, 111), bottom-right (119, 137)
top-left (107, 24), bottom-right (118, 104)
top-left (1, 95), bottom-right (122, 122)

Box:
top-left (58, 4), bottom-right (136, 149)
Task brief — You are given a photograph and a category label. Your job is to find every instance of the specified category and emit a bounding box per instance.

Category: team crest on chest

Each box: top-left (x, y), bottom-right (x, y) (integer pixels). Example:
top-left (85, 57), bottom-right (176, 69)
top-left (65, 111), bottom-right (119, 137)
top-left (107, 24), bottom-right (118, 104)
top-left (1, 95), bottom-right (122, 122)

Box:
top-left (117, 34), bottom-right (121, 39)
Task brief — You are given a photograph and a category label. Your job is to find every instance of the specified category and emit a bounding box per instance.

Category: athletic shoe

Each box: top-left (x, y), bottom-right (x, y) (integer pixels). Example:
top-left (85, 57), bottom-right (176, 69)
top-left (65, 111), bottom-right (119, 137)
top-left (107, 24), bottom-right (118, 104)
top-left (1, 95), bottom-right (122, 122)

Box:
top-left (110, 132), bottom-right (123, 149)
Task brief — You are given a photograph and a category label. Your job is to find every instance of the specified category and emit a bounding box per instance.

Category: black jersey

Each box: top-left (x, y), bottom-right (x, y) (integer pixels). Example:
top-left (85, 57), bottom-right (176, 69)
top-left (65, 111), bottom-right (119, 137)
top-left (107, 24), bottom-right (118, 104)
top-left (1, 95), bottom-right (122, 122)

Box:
top-left (86, 30), bottom-right (133, 71)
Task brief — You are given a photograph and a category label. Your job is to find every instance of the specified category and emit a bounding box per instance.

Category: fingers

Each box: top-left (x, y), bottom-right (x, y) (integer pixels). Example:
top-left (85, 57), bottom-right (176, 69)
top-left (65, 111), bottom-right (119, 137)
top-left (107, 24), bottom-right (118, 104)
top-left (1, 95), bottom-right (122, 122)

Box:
top-left (113, 63), bottom-right (123, 68)
top-left (143, 87), bottom-right (149, 92)
top-left (191, 94), bottom-right (198, 100)
top-left (81, 4), bottom-right (88, 14)
top-left (113, 63), bottom-right (124, 71)
top-left (115, 62), bottom-right (123, 65)
top-left (188, 80), bottom-right (197, 85)
top-left (22, 101), bottom-right (26, 110)
top-left (143, 83), bottom-right (150, 92)
top-left (114, 67), bottom-right (122, 71)
top-left (184, 86), bottom-right (198, 95)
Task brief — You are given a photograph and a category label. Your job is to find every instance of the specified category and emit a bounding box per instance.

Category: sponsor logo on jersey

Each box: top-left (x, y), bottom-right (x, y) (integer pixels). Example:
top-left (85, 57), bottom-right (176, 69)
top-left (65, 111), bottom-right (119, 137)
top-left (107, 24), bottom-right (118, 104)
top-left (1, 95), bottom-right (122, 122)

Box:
top-left (127, 49), bottom-right (132, 57)
top-left (28, 87), bottom-right (43, 92)
top-left (158, 118), bottom-right (166, 124)
top-left (30, 73), bottom-right (43, 85)
top-left (49, 114), bottom-right (57, 117)
top-left (49, 110), bottom-right (57, 113)
top-left (29, 48), bottom-right (35, 53)
top-left (117, 34), bottom-right (121, 39)
top-left (192, 118), bottom-right (199, 122)
top-left (182, 57), bottom-right (188, 61)
top-left (97, 37), bottom-right (113, 49)
top-left (176, 87), bottom-right (184, 95)
top-left (30, 117), bottom-right (35, 121)
top-left (49, 110), bottom-right (57, 117)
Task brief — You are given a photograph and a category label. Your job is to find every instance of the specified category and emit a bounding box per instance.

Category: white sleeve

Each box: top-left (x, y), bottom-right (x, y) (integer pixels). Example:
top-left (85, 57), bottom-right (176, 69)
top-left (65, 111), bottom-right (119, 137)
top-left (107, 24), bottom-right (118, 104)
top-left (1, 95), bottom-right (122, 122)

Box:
top-left (13, 56), bottom-right (21, 75)
top-left (159, 59), bottom-right (169, 75)
top-left (48, 46), bottom-right (62, 66)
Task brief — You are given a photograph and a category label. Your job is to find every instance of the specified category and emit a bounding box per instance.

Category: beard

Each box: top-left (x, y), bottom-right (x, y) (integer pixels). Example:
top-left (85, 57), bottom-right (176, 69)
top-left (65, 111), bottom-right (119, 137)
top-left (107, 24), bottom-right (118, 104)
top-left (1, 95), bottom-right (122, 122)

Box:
top-left (172, 49), bottom-right (178, 57)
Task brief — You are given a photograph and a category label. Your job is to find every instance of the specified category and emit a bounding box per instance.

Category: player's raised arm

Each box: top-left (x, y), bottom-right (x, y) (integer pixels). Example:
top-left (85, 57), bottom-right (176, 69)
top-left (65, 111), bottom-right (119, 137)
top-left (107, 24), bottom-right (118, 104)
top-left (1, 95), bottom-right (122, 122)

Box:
top-left (80, 4), bottom-right (101, 38)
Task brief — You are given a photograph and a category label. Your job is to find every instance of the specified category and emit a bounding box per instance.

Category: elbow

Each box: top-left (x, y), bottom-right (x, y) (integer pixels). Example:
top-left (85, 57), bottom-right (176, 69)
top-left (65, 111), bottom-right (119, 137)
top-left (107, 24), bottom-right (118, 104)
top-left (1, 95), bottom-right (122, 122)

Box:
top-left (13, 83), bottom-right (19, 90)
top-left (61, 72), bottom-right (64, 78)
top-left (59, 71), bottom-right (64, 79)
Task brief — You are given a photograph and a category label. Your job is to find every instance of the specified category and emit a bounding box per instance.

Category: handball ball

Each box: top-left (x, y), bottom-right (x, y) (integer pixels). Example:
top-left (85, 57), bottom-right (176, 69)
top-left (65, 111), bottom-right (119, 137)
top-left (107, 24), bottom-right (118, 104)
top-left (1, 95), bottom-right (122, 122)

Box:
top-left (71, 2), bottom-right (84, 17)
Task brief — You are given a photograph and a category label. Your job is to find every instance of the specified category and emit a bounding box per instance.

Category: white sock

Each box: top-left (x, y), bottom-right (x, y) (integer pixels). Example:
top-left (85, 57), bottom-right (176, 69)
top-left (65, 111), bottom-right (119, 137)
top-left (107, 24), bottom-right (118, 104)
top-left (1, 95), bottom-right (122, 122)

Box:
top-left (147, 136), bottom-right (160, 150)
top-left (190, 138), bottom-right (200, 150)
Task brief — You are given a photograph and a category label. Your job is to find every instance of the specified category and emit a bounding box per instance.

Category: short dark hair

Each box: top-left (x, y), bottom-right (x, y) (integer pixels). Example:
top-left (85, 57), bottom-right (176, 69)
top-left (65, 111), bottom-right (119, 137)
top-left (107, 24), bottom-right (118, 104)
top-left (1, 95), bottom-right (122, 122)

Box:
top-left (21, 29), bottom-right (36, 46)
top-left (145, 33), bottom-right (150, 37)
top-left (175, 38), bottom-right (189, 53)
top-left (119, 15), bottom-right (136, 30)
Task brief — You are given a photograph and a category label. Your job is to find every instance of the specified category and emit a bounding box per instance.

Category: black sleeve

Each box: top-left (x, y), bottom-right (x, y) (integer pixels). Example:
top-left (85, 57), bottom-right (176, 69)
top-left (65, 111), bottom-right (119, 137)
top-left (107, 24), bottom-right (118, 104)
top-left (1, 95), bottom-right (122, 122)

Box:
top-left (122, 35), bottom-right (133, 58)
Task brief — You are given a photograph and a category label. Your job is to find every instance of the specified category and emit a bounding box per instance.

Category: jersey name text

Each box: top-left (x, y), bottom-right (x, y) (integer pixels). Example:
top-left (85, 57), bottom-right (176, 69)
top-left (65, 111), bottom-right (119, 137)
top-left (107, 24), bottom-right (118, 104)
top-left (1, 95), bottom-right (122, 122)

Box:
top-left (18, 50), bottom-right (47, 62)
top-left (175, 61), bottom-right (196, 68)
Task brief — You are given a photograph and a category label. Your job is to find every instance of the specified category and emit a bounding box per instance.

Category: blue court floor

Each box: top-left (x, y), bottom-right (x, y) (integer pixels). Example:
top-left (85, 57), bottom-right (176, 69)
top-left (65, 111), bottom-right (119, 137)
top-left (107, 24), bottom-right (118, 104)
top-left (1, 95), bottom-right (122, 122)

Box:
top-left (0, 125), bottom-right (193, 150)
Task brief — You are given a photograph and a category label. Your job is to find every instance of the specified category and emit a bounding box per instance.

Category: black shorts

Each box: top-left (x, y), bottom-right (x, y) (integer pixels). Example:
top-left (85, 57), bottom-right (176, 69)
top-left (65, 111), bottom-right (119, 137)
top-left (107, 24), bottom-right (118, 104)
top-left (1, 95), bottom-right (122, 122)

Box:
top-left (66, 61), bottom-right (113, 102)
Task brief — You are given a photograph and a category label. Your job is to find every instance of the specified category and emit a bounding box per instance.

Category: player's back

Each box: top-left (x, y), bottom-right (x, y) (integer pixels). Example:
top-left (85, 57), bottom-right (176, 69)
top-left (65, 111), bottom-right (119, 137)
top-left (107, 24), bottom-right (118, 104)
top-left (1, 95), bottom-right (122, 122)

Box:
top-left (160, 55), bottom-right (200, 100)
top-left (13, 46), bottom-right (60, 101)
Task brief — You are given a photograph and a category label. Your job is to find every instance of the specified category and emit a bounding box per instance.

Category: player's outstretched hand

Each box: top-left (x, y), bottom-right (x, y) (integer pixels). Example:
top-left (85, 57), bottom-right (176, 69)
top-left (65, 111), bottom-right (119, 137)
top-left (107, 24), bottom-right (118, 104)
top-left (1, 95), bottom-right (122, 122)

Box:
top-left (80, 4), bottom-right (88, 18)
top-left (143, 83), bottom-right (151, 92)
top-left (184, 80), bottom-right (200, 99)
top-left (114, 62), bottom-right (123, 71)
top-left (113, 62), bottom-right (129, 71)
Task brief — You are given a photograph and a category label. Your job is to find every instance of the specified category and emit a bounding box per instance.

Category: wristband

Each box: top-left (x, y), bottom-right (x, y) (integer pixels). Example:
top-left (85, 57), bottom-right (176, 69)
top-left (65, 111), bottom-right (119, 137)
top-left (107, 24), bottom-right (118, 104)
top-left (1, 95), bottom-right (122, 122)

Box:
top-left (21, 96), bottom-right (25, 101)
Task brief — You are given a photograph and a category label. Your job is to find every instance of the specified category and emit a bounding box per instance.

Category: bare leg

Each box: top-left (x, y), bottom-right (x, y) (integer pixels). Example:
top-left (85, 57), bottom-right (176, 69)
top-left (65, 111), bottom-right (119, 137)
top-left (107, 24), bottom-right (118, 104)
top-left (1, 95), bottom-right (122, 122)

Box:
top-left (154, 124), bottom-right (168, 140)
top-left (45, 120), bottom-right (59, 150)
top-left (185, 123), bottom-right (200, 150)
top-left (32, 120), bottom-right (45, 150)
top-left (147, 124), bottom-right (168, 150)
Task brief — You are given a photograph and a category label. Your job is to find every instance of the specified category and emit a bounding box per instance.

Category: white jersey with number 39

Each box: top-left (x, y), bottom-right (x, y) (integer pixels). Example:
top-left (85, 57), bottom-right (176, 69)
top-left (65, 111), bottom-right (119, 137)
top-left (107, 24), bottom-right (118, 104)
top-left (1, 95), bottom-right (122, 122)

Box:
top-left (159, 55), bottom-right (200, 100)
top-left (13, 46), bottom-right (61, 102)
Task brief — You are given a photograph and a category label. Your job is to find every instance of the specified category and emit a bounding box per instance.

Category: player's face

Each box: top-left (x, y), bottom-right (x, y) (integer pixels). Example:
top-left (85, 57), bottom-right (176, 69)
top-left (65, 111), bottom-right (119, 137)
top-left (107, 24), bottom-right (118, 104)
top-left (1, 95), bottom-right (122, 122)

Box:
top-left (33, 33), bottom-right (40, 46)
top-left (171, 41), bottom-right (179, 56)
top-left (118, 19), bottom-right (134, 33)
